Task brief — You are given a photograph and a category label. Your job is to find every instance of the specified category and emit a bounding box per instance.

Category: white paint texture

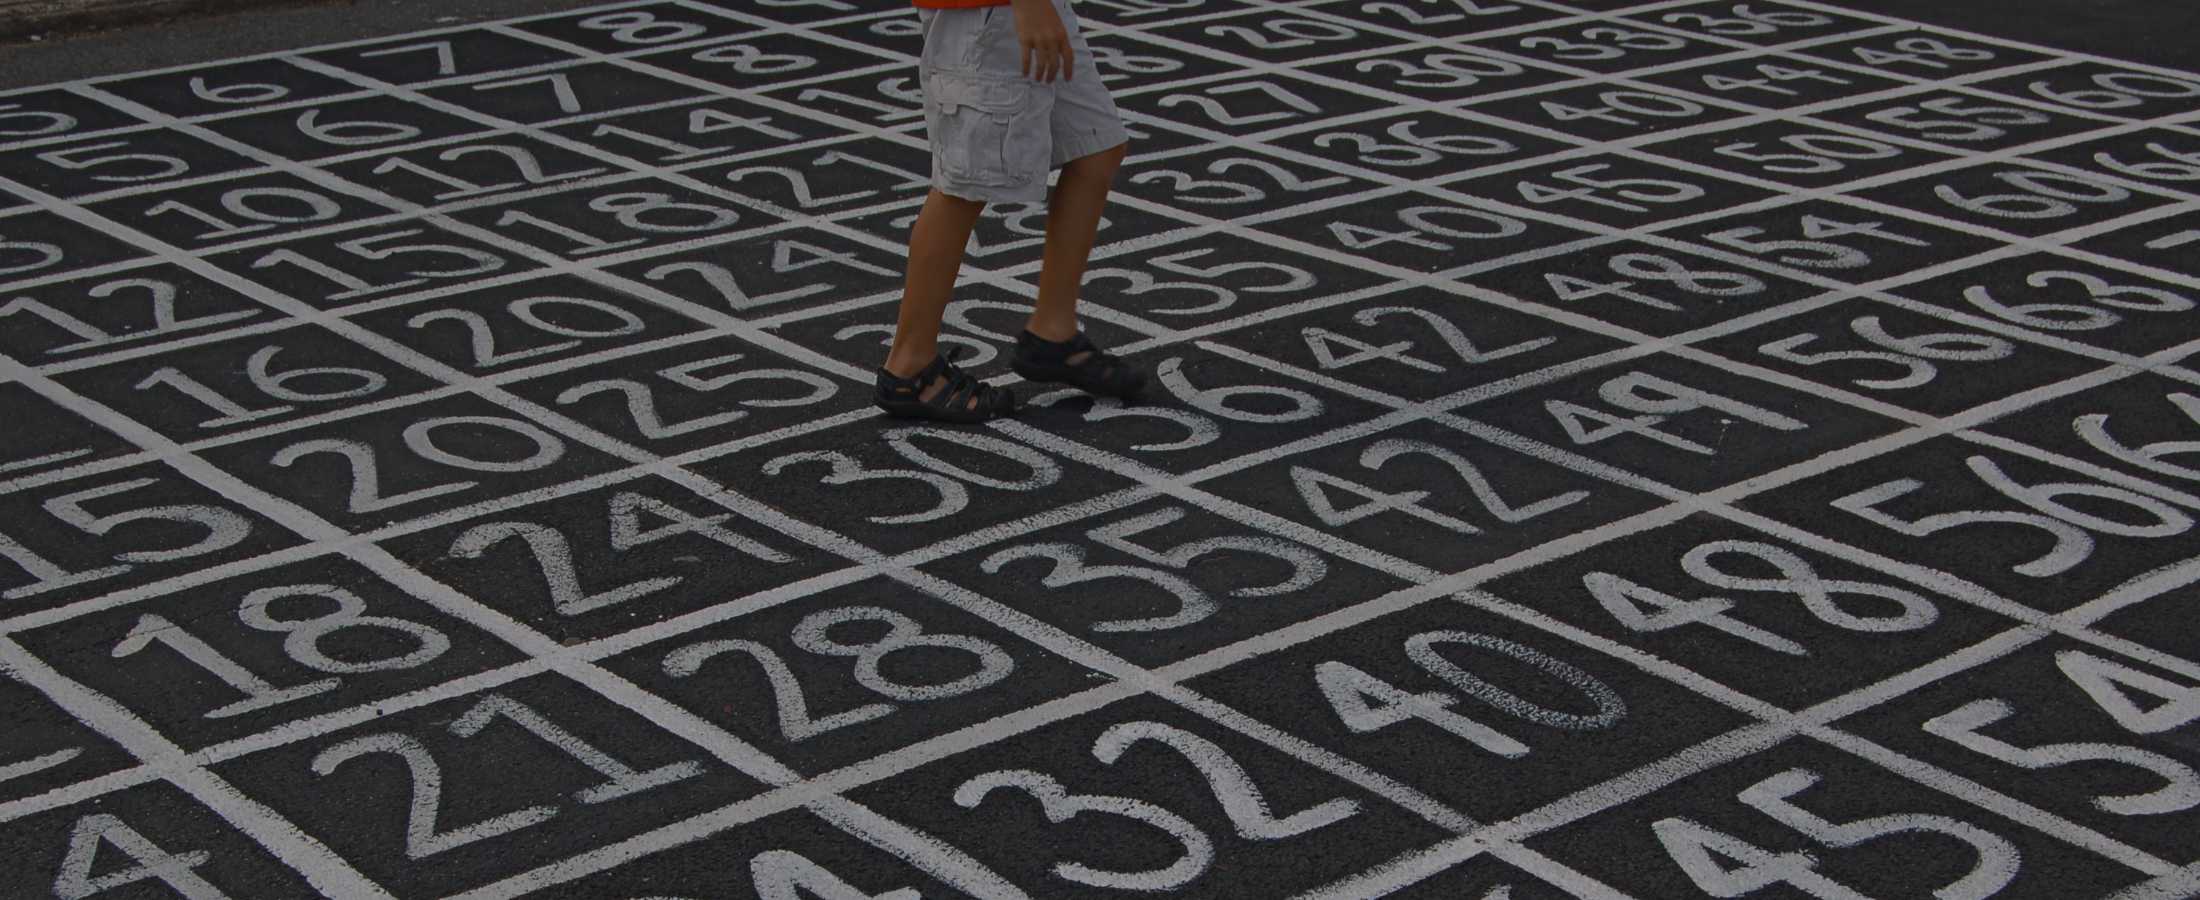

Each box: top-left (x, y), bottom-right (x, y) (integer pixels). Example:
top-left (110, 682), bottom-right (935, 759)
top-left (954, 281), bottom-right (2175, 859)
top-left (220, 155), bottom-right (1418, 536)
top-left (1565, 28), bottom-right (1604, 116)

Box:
top-left (0, 0), bottom-right (2198, 897)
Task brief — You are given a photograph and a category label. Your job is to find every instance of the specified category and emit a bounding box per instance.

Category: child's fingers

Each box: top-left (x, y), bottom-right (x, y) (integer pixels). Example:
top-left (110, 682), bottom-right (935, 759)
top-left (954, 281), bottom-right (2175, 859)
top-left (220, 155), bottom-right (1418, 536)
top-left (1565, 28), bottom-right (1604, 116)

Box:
top-left (1025, 41), bottom-right (1055, 80)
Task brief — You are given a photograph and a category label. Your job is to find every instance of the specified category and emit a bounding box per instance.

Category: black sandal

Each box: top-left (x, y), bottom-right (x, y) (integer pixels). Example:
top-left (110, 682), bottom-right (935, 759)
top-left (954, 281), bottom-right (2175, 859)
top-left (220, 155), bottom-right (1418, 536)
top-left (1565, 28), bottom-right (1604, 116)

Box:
top-left (874, 351), bottom-right (1018, 423)
top-left (1011, 330), bottom-right (1147, 401)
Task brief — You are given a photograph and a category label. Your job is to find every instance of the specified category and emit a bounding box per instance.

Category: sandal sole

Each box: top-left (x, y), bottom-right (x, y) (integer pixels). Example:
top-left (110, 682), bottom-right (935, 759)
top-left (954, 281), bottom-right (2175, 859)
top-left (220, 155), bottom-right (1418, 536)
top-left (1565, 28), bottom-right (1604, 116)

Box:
top-left (1011, 362), bottom-right (1146, 401)
top-left (874, 398), bottom-right (1018, 424)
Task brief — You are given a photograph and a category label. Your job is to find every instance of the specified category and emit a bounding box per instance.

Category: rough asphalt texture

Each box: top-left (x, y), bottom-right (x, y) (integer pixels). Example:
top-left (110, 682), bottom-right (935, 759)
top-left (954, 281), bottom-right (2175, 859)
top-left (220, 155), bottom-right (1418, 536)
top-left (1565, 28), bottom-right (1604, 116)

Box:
top-left (1, 0), bottom-right (2197, 898)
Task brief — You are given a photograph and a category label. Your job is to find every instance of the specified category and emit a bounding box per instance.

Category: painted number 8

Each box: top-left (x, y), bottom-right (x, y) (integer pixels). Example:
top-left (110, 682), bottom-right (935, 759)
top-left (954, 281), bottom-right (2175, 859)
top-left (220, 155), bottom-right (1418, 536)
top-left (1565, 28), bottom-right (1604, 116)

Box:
top-left (789, 606), bottom-right (1014, 701)
top-left (578, 11), bottom-right (707, 44)
top-left (1612, 253), bottom-right (1764, 296)
top-left (239, 584), bottom-right (451, 673)
top-left (589, 192), bottom-right (741, 233)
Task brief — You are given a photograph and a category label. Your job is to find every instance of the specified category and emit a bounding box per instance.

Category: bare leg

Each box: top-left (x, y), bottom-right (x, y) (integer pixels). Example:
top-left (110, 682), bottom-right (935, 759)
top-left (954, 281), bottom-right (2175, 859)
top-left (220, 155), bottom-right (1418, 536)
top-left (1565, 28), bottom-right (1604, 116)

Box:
top-left (1027, 141), bottom-right (1128, 349)
top-left (885, 187), bottom-right (987, 402)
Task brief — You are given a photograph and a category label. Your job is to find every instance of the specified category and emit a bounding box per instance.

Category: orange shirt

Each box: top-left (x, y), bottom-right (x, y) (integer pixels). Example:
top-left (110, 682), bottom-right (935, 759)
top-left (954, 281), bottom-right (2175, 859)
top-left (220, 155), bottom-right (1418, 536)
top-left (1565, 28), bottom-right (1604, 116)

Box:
top-left (913, 0), bottom-right (1010, 7)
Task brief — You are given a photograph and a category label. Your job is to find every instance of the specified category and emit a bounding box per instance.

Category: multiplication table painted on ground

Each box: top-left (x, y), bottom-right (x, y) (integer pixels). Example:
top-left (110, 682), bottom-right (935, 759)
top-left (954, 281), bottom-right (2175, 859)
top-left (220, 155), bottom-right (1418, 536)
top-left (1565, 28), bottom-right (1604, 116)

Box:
top-left (3, 0), bottom-right (2199, 895)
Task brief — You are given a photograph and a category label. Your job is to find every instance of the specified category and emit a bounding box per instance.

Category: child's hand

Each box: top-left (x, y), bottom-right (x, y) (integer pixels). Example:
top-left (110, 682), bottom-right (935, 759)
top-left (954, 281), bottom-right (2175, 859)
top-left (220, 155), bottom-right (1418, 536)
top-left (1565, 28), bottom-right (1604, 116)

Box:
top-left (1010, 0), bottom-right (1073, 83)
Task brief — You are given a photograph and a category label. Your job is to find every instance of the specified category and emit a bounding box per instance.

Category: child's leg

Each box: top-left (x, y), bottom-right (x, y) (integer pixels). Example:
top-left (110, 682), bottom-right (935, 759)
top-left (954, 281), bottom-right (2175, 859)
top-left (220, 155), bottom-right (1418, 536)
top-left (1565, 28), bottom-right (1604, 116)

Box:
top-left (1009, 0), bottom-right (1140, 397)
top-left (1027, 141), bottom-right (1128, 345)
top-left (877, 6), bottom-right (1046, 419)
top-left (1010, 139), bottom-right (1142, 400)
top-left (884, 187), bottom-right (987, 402)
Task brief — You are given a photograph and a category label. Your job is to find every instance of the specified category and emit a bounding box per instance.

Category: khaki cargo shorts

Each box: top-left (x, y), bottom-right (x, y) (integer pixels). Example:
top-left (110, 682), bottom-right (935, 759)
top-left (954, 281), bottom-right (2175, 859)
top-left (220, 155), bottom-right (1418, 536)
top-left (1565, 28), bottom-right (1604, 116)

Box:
top-left (917, 0), bottom-right (1130, 204)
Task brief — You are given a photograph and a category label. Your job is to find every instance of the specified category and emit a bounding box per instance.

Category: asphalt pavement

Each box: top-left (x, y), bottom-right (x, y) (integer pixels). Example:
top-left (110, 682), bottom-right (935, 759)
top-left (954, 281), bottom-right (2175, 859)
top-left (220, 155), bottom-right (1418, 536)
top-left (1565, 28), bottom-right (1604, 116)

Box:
top-left (1, 0), bottom-right (2197, 898)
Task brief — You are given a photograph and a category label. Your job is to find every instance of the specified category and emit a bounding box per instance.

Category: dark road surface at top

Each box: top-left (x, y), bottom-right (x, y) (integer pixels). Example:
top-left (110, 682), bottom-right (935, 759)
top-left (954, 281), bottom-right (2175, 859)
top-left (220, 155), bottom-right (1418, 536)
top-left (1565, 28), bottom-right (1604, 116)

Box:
top-left (0, 0), bottom-right (2196, 898)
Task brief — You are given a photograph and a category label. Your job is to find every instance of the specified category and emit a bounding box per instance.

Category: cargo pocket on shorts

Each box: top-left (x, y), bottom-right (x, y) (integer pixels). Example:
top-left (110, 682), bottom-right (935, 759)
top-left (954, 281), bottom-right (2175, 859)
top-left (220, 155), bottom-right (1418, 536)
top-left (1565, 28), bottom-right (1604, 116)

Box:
top-left (929, 71), bottom-right (1040, 188)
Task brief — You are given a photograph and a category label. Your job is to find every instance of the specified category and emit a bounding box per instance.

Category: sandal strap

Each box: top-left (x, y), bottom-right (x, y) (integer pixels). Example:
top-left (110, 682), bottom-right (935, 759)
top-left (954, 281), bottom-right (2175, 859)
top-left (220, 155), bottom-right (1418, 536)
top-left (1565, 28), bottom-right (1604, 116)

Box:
top-left (1081, 353), bottom-right (1134, 388)
top-left (940, 369), bottom-right (982, 410)
top-left (1018, 329), bottom-right (1097, 365)
top-left (876, 350), bottom-right (1016, 421)
top-left (877, 353), bottom-right (949, 395)
top-left (962, 370), bottom-right (1017, 415)
top-left (1013, 329), bottom-right (1146, 400)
